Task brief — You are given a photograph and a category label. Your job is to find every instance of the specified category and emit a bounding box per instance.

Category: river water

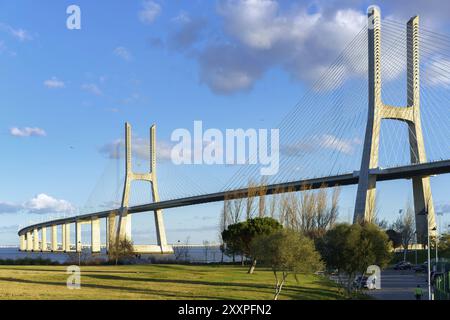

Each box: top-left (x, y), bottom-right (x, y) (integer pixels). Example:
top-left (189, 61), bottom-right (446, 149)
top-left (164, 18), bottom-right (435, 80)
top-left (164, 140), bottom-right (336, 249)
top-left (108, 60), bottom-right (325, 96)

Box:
top-left (0, 246), bottom-right (241, 264)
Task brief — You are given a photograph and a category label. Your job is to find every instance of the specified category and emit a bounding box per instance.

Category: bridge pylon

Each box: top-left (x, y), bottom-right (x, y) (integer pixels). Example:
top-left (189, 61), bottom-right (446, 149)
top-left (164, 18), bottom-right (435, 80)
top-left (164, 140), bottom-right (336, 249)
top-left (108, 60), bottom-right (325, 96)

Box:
top-left (115, 122), bottom-right (173, 254)
top-left (354, 6), bottom-right (436, 241)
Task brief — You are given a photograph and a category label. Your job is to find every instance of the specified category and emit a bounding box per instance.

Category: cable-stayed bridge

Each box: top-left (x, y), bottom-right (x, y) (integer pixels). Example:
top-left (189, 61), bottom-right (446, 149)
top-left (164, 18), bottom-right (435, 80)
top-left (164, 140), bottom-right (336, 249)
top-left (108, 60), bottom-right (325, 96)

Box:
top-left (18, 7), bottom-right (450, 254)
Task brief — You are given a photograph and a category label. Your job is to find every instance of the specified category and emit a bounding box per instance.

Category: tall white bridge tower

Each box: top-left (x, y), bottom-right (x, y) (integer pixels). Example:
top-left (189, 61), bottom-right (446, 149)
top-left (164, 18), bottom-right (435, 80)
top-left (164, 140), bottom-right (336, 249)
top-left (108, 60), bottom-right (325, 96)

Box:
top-left (354, 6), bottom-right (436, 240)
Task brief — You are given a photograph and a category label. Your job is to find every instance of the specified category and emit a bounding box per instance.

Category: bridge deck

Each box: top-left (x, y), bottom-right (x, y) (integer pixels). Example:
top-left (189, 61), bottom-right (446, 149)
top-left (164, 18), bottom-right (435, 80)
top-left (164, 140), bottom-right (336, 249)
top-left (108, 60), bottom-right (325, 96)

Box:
top-left (18, 159), bottom-right (450, 235)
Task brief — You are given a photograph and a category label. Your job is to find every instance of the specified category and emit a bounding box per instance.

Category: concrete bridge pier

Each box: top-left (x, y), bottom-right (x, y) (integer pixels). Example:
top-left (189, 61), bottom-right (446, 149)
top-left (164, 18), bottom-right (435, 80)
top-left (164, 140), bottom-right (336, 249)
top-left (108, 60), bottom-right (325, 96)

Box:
top-left (26, 231), bottom-right (32, 251)
top-left (76, 221), bottom-right (82, 252)
top-left (32, 229), bottom-right (39, 251)
top-left (63, 223), bottom-right (71, 252)
top-left (19, 234), bottom-right (26, 251)
top-left (61, 224), bottom-right (66, 251)
top-left (41, 227), bottom-right (47, 251)
top-left (91, 216), bottom-right (101, 253)
top-left (107, 212), bottom-right (116, 252)
top-left (51, 225), bottom-right (58, 251)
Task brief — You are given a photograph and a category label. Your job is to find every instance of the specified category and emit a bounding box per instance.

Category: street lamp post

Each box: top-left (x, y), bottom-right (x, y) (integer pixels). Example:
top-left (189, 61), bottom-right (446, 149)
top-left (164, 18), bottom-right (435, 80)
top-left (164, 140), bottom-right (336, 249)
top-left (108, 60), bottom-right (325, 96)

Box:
top-left (414, 231), bottom-right (418, 265)
top-left (427, 218), bottom-right (431, 301)
top-left (435, 234), bottom-right (439, 270)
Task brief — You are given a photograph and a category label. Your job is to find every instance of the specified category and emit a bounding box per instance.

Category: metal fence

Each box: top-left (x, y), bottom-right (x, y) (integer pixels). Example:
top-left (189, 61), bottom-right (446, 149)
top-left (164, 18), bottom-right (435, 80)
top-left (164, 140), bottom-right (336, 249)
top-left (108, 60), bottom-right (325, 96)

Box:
top-left (435, 271), bottom-right (450, 300)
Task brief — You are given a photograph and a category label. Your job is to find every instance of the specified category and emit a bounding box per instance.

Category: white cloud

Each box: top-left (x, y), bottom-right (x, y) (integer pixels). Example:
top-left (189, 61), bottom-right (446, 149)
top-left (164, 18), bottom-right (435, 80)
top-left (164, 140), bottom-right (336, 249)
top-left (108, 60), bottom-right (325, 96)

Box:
top-left (168, 13), bottom-right (206, 51)
top-left (10, 127), bottom-right (46, 137)
top-left (81, 83), bottom-right (102, 96)
top-left (44, 76), bottom-right (65, 89)
top-left (24, 194), bottom-right (75, 214)
top-left (139, 1), bottom-right (161, 24)
top-left (282, 135), bottom-right (361, 156)
top-left (189, 1), bottom-right (368, 94)
top-left (0, 23), bottom-right (32, 41)
top-left (319, 134), bottom-right (361, 155)
top-left (114, 46), bottom-right (132, 61)
top-left (0, 194), bottom-right (75, 215)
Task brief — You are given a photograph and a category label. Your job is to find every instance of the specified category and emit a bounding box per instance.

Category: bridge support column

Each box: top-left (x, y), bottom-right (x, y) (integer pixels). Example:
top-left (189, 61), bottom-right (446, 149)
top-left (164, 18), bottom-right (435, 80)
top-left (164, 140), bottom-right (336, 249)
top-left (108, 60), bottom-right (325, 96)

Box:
top-left (116, 123), bottom-right (173, 253)
top-left (51, 225), bottom-right (58, 251)
top-left (41, 227), bottom-right (47, 251)
top-left (118, 208), bottom-right (132, 242)
top-left (32, 229), bottom-right (39, 251)
top-left (107, 212), bottom-right (117, 252)
top-left (61, 224), bottom-right (66, 251)
top-left (76, 221), bottom-right (82, 252)
top-left (26, 231), bottom-right (32, 251)
top-left (91, 217), bottom-right (101, 253)
top-left (64, 224), bottom-right (71, 252)
top-left (154, 210), bottom-right (169, 251)
top-left (406, 16), bottom-right (436, 241)
top-left (19, 234), bottom-right (26, 251)
top-left (353, 7), bottom-right (436, 241)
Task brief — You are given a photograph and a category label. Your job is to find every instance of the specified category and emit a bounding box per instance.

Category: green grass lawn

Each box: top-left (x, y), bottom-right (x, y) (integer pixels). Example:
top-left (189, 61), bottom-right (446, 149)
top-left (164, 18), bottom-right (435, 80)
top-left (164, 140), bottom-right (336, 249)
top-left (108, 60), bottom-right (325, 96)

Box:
top-left (0, 264), bottom-right (344, 300)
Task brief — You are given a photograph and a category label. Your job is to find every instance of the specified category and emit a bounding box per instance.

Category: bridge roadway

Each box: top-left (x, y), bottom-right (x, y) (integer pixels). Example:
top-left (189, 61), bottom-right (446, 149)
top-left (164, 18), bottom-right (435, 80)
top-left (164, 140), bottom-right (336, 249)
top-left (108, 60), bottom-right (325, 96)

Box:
top-left (18, 159), bottom-right (450, 235)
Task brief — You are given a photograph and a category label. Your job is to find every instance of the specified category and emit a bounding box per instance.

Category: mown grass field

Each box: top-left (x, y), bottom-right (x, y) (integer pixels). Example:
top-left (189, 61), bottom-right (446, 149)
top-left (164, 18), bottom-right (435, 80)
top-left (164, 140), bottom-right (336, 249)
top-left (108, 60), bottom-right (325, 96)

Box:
top-left (0, 264), bottom-right (344, 300)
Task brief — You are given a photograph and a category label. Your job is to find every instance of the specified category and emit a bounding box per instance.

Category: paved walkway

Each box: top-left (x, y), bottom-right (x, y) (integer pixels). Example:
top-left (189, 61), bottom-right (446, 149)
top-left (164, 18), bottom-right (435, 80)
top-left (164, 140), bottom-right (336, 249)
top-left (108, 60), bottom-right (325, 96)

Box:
top-left (368, 269), bottom-right (428, 300)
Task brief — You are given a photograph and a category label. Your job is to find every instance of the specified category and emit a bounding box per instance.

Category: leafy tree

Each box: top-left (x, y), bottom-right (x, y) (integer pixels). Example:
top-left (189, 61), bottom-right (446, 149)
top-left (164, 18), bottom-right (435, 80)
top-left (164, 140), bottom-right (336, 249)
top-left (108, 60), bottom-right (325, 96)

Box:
top-left (222, 217), bottom-right (282, 273)
top-left (108, 238), bottom-right (135, 265)
top-left (385, 229), bottom-right (402, 249)
top-left (437, 233), bottom-right (450, 257)
top-left (318, 223), bottom-right (392, 294)
top-left (221, 221), bottom-right (246, 263)
top-left (251, 229), bottom-right (323, 300)
top-left (244, 217), bottom-right (283, 273)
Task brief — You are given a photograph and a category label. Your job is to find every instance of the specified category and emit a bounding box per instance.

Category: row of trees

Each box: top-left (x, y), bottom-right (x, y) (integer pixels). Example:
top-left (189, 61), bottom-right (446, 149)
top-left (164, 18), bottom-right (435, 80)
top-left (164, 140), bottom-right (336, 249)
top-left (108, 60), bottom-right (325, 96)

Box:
top-left (219, 184), bottom-right (340, 251)
top-left (219, 184), bottom-right (392, 299)
top-left (221, 217), bottom-right (392, 299)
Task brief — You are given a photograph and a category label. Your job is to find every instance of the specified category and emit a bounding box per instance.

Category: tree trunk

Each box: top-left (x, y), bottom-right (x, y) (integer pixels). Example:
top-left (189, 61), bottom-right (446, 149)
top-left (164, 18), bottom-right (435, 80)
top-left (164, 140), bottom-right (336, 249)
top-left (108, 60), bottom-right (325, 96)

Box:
top-left (248, 258), bottom-right (257, 274)
top-left (274, 273), bottom-right (287, 300)
top-left (347, 273), bottom-right (354, 296)
top-left (241, 255), bottom-right (244, 266)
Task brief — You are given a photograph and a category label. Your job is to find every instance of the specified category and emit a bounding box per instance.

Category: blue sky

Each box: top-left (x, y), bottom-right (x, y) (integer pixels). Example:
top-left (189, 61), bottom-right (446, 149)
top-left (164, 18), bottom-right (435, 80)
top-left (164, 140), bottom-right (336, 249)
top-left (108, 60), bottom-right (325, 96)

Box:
top-left (0, 0), bottom-right (450, 245)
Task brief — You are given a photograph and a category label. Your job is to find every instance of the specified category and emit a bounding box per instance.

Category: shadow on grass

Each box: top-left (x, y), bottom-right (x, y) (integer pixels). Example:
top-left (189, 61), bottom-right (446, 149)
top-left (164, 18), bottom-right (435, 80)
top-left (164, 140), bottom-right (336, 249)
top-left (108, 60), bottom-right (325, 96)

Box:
top-left (0, 276), bottom-right (217, 300)
top-left (84, 273), bottom-right (342, 300)
top-left (0, 267), bottom-right (158, 275)
top-left (0, 265), bottom-right (344, 300)
top-left (0, 274), bottom-right (341, 300)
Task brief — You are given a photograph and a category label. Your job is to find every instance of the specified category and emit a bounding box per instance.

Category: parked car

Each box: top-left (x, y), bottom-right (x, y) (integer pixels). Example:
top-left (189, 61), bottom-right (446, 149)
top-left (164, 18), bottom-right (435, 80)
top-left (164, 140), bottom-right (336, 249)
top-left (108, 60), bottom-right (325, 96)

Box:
top-left (394, 261), bottom-right (412, 270)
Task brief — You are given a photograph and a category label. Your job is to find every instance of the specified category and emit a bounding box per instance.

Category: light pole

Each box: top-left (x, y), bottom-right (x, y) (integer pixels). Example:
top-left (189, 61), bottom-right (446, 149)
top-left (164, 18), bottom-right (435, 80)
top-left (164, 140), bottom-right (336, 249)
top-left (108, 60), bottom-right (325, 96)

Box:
top-left (435, 232), bottom-right (438, 270)
top-left (427, 217), bottom-right (431, 301)
top-left (414, 231), bottom-right (418, 265)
